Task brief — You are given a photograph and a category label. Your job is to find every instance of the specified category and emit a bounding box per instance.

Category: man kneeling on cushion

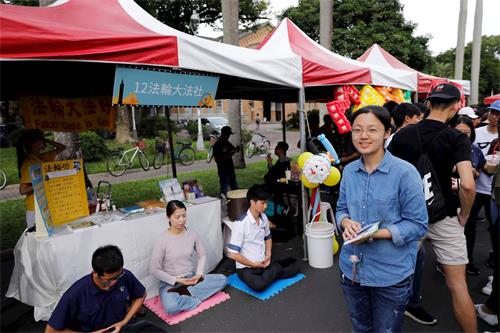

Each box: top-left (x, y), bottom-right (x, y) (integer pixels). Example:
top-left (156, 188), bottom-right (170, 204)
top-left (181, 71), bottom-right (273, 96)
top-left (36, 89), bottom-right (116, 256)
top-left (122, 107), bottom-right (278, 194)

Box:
top-left (45, 245), bottom-right (164, 333)
top-left (225, 184), bottom-right (299, 291)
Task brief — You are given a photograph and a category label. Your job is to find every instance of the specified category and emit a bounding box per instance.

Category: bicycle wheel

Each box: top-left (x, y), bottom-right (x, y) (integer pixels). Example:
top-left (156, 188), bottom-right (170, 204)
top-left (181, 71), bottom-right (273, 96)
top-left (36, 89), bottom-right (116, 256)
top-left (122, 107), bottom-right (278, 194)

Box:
top-left (106, 153), bottom-right (128, 177)
top-left (259, 139), bottom-right (271, 155)
top-left (206, 146), bottom-right (213, 163)
top-left (0, 169), bottom-right (7, 190)
top-left (153, 152), bottom-right (164, 169)
top-left (138, 150), bottom-right (150, 171)
top-left (179, 147), bottom-right (196, 166)
top-left (246, 142), bottom-right (255, 158)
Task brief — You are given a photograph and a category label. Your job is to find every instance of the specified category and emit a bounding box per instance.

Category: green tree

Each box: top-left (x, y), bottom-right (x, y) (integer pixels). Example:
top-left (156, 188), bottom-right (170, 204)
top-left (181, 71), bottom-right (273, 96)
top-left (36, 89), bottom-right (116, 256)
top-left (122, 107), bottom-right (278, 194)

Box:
top-left (434, 35), bottom-right (500, 103)
top-left (137, 0), bottom-right (269, 33)
top-left (281, 0), bottom-right (433, 72)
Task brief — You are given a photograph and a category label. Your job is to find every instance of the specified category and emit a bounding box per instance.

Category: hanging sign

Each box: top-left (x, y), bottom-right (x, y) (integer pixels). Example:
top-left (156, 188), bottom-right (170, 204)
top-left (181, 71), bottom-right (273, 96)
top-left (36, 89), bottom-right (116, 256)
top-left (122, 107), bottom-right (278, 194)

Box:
top-left (20, 96), bottom-right (116, 132)
top-left (31, 164), bottom-right (55, 237)
top-left (112, 67), bottom-right (219, 107)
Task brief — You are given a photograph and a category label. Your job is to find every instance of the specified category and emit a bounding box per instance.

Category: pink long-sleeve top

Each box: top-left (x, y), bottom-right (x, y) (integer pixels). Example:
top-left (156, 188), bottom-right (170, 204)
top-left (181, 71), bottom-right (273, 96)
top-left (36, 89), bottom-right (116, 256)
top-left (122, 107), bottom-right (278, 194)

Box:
top-left (149, 229), bottom-right (207, 286)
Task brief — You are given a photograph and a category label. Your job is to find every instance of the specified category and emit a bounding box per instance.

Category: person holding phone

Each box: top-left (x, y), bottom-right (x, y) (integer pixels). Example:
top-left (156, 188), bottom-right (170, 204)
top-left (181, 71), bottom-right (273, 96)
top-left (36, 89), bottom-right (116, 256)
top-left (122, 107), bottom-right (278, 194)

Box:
top-left (150, 200), bottom-right (227, 315)
top-left (336, 106), bottom-right (428, 332)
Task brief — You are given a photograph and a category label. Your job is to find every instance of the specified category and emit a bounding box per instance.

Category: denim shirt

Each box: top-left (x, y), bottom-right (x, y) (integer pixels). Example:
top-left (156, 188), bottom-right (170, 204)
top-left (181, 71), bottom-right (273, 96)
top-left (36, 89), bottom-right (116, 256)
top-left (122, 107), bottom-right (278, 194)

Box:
top-left (336, 151), bottom-right (428, 287)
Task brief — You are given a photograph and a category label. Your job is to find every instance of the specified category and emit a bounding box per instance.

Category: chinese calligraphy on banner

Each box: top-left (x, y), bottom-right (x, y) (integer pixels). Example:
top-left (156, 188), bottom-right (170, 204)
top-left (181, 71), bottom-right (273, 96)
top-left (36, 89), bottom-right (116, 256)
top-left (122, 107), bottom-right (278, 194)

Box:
top-left (19, 96), bottom-right (116, 132)
top-left (32, 160), bottom-right (89, 235)
top-left (112, 67), bottom-right (219, 107)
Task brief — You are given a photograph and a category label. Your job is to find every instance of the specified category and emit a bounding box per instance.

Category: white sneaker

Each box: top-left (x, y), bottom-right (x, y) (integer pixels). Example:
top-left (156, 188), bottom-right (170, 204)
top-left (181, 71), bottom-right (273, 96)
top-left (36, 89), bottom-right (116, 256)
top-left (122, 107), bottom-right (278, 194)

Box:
top-left (475, 304), bottom-right (498, 326)
top-left (482, 279), bottom-right (493, 296)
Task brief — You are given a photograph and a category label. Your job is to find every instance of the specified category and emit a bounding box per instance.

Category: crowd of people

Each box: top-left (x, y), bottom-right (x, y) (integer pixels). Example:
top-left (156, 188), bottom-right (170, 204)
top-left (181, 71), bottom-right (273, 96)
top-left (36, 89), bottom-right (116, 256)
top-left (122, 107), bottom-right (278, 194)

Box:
top-left (14, 84), bottom-right (498, 332)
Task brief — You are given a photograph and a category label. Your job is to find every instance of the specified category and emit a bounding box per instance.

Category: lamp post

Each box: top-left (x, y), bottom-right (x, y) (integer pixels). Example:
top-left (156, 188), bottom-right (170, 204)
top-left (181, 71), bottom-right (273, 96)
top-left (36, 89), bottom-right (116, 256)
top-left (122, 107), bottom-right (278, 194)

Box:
top-left (191, 10), bottom-right (205, 151)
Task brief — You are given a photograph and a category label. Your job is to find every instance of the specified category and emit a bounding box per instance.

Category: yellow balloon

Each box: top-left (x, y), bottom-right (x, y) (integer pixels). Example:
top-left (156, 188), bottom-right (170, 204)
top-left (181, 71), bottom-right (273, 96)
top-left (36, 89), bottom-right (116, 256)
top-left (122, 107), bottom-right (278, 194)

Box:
top-left (324, 167), bottom-right (341, 186)
top-left (301, 174), bottom-right (318, 189)
top-left (297, 152), bottom-right (313, 169)
top-left (333, 235), bottom-right (339, 255)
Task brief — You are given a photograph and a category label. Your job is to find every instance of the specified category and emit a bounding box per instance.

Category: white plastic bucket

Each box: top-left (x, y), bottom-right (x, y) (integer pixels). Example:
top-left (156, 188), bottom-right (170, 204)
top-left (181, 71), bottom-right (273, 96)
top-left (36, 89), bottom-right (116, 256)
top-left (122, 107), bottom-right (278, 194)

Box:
top-left (305, 222), bottom-right (335, 268)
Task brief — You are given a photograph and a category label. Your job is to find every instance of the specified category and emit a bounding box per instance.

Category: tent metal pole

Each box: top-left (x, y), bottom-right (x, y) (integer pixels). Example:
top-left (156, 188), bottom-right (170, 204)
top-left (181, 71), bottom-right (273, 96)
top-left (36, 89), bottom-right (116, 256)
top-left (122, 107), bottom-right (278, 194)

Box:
top-left (164, 106), bottom-right (177, 178)
top-left (299, 87), bottom-right (308, 260)
top-left (282, 103), bottom-right (286, 142)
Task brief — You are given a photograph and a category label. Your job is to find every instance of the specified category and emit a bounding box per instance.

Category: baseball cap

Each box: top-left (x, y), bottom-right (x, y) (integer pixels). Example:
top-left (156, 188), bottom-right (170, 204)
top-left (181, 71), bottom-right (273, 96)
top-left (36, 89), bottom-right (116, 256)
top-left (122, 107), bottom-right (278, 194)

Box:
top-left (221, 126), bottom-right (234, 135)
top-left (487, 100), bottom-right (500, 112)
top-left (458, 106), bottom-right (478, 119)
top-left (426, 83), bottom-right (461, 101)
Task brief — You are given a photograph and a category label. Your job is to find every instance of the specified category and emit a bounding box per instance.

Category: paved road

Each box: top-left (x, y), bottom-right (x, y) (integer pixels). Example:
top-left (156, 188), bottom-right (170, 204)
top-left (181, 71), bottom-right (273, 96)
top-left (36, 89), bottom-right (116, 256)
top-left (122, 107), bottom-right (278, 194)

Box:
top-left (0, 123), bottom-right (300, 202)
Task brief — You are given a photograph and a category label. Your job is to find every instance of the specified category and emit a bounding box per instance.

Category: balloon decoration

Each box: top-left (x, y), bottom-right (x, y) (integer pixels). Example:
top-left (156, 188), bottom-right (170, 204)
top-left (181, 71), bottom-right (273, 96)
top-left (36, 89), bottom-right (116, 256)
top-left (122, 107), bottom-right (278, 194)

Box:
top-left (353, 85), bottom-right (386, 112)
top-left (403, 90), bottom-right (412, 103)
top-left (297, 137), bottom-right (342, 222)
top-left (333, 235), bottom-right (339, 255)
top-left (326, 99), bottom-right (352, 135)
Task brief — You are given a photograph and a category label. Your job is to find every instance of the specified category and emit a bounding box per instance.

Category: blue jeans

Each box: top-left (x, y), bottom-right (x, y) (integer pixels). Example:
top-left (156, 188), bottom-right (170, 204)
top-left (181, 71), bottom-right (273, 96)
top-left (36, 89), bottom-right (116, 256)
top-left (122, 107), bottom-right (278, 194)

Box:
top-left (219, 171), bottom-right (238, 195)
top-left (159, 274), bottom-right (227, 315)
top-left (340, 273), bottom-right (412, 333)
top-left (408, 244), bottom-right (425, 308)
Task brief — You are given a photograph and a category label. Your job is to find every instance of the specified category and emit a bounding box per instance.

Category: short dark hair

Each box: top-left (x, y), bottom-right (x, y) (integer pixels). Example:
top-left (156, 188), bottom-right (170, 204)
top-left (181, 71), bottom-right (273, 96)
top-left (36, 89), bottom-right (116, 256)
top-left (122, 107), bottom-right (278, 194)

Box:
top-left (323, 114), bottom-right (333, 125)
top-left (92, 245), bottom-right (123, 276)
top-left (166, 200), bottom-right (186, 217)
top-left (454, 115), bottom-right (476, 143)
top-left (413, 102), bottom-right (429, 114)
top-left (247, 184), bottom-right (271, 202)
top-left (427, 98), bottom-right (459, 110)
top-left (351, 105), bottom-right (392, 131)
top-left (391, 103), bottom-right (421, 128)
top-left (383, 101), bottom-right (399, 114)
top-left (276, 141), bottom-right (289, 152)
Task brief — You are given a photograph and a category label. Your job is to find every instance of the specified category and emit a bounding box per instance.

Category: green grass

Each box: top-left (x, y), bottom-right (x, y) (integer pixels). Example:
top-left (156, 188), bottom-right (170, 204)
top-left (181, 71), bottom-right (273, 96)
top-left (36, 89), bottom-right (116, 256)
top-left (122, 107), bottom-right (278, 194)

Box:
top-left (0, 139), bottom-right (212, 182)
top-left (0, 160), bottom-right (268, 250)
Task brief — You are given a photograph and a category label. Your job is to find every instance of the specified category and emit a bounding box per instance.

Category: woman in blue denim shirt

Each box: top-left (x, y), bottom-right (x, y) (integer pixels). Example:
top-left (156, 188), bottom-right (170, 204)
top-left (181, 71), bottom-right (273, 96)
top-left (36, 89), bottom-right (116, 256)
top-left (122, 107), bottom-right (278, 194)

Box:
top-left (336, 106), bottom-right (428, 333)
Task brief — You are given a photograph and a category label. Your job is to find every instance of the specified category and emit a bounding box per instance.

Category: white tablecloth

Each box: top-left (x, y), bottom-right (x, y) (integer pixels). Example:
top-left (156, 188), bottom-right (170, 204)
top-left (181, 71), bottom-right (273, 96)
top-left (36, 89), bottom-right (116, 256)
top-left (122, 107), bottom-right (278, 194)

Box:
top-left (6, 198), bottom-right (222, 321)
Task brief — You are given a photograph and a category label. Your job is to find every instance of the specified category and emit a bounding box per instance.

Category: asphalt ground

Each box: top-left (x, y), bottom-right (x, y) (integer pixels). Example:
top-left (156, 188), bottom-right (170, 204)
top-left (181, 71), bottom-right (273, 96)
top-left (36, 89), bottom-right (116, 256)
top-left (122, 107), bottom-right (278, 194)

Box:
top-left (1, 216), bottom-right (497, 332)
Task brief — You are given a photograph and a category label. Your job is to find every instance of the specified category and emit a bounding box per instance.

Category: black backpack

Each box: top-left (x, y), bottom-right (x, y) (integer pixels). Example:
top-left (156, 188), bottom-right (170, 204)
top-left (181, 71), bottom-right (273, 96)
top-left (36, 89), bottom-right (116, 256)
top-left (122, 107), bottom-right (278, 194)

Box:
top-left (414, 127), bottom-right (448, 223)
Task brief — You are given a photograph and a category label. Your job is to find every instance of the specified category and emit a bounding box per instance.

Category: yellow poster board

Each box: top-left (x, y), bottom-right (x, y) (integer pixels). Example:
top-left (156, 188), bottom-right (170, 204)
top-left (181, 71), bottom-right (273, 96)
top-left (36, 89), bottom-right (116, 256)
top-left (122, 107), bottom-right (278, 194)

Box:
top-left (41, 159), bottom-right (89, 226)
top-left (19, 96), bottom-right (116, 132)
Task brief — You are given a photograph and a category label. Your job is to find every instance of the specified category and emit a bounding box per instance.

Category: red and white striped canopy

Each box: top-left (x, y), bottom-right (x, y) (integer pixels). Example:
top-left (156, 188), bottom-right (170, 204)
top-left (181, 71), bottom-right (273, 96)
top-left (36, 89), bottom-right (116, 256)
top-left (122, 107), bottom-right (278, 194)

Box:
top-left (257, 18), bottom-right (417, 91)
top-left (0, 0), bottom-right (302, 89)
top-left (358, 44), bottom-right (470, 94)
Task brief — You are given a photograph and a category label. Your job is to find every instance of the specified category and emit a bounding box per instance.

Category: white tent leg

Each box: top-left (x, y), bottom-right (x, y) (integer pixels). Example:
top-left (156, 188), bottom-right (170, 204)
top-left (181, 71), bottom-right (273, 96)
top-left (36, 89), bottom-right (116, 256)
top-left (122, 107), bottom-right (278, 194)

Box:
top-left (299, 87), bottom-right (308, 260)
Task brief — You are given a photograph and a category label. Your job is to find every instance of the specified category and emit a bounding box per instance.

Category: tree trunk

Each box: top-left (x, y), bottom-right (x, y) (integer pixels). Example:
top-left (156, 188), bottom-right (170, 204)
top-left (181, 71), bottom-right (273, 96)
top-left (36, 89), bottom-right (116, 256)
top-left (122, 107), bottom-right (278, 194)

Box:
top-left (454, 0), bottom-right (467, 80)
top-left (53, 132), bottom-right (79, 160)
top-left (470, 0), bottom-right (483, 104)
top-left (222, 0), bottom-right (245, 168)
top-left (320, 0), bottom-right (333, 50)
top-left (115, 105), bottom-right (134, 143)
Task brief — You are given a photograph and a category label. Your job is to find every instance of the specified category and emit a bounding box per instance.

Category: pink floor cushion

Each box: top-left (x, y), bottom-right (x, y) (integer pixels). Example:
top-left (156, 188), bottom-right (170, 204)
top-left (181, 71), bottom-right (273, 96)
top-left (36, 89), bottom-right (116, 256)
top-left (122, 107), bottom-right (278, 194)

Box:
top-left (143, 291), bottom-right (230, 325)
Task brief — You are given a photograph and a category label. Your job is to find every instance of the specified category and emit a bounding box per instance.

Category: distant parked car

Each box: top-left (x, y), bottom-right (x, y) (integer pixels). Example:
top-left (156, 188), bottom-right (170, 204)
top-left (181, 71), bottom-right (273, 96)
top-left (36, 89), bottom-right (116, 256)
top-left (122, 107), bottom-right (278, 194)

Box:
top-left (201, 117), bottom-right (228, 135)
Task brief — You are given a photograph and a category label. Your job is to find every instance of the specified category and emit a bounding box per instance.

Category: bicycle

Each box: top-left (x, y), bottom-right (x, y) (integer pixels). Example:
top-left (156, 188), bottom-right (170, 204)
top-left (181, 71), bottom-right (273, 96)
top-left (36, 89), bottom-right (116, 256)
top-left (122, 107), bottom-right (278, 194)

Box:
top-left (106, 140), bottom-right (150, 177)
top-left (0, 168), bottom-right (6, 190)
top-left (206, 132), bottom-right (219, 163)
top-left (153, 137), bottom-right (196, 169)
top-left (246, 132), bottom-right (271, 158)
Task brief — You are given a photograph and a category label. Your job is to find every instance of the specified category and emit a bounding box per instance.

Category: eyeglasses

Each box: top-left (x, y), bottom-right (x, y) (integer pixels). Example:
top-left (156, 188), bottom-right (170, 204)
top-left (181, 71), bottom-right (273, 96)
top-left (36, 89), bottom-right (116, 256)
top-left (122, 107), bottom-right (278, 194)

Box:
top-left (351, 127), bottom-right (384, 136)
top-left (98, 271), bottom-right (124, 286)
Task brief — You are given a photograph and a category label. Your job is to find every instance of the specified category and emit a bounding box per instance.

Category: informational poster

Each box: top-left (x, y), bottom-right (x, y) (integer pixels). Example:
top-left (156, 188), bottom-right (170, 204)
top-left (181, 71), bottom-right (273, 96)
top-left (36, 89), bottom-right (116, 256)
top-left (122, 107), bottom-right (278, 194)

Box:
top-left (42, 159), bottom-right (89, 226)
top-left (31, 164), bottom-right (54, 237)
top-left (112, 67), bottom-right (219, 107)
top-left (32, 159), bottom-right (89, 236)
top-left (20, 96), bottom-right (116, 132)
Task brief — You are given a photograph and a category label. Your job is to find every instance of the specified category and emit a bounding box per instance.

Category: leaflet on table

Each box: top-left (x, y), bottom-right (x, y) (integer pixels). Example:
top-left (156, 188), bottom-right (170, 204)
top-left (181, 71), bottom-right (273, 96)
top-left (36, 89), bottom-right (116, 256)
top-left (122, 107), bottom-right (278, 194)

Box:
top-left (344, 221), bottom-right (380, 245)
top-left (186, 196), bottom-right (219, 205)
top-left (159, 179), bottom-right (184, 202)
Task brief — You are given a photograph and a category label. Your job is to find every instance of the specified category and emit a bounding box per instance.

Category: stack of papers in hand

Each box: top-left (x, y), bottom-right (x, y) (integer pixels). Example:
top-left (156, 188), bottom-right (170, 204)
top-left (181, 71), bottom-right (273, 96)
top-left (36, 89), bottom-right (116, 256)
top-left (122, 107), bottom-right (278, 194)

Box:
top-left (344, 222), bottom-right (380, 245)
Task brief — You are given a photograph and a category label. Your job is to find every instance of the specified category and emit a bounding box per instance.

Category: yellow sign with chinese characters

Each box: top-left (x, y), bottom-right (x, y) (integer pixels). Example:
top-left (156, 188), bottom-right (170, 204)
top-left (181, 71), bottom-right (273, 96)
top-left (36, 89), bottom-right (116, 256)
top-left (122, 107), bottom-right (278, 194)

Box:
top-left (19, 96), bottom-right (116, 132)
top-left (42, 159), bottom-right (89, 226)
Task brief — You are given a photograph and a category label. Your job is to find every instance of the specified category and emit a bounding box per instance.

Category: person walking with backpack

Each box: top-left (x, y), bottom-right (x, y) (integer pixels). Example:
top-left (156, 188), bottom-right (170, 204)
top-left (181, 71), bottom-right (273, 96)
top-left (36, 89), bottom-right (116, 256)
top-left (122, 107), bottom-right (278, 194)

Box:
top-left (389, 83), bottom-right (477, 332)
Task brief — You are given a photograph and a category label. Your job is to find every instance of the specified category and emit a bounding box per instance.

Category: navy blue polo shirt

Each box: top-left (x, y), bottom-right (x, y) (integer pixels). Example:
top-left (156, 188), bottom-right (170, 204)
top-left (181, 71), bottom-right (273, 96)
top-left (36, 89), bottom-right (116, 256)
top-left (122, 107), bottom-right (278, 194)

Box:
top-left (48, 269), bottom-right (145, 332)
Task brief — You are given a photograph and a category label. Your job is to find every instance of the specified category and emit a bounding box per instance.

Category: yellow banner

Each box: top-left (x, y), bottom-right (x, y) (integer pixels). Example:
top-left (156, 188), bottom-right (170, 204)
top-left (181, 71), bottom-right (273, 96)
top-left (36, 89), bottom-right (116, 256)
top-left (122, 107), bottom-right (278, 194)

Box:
top-left (42, 159), bottom-right (89, 226)
top-left (20, 96), bottom-right (116, 132)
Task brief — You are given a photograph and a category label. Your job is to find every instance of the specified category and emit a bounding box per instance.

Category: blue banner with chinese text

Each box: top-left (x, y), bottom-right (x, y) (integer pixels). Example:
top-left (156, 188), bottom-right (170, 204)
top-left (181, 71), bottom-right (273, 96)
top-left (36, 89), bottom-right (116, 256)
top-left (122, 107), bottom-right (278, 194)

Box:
top-left (112, 67), bottom-right (219, 107)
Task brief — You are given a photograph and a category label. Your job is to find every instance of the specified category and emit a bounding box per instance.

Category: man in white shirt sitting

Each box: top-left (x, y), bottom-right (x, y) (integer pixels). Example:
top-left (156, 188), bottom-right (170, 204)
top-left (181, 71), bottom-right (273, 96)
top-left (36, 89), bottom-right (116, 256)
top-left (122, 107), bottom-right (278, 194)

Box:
top-left (225, 184), bottom-right (299, 291)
